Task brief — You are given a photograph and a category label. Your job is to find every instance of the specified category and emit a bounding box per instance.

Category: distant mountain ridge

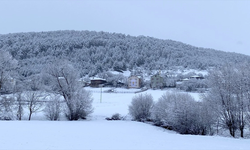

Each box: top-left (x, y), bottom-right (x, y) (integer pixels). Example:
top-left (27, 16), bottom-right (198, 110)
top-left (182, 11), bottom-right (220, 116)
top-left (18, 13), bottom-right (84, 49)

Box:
top-left (0, 30), bottom-right (249, 77)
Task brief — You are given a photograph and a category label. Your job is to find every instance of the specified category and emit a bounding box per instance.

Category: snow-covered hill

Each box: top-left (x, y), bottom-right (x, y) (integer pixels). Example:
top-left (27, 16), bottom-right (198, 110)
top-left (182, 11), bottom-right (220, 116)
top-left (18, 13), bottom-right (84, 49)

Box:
top-left (1, 30), bottom-right (250, 77)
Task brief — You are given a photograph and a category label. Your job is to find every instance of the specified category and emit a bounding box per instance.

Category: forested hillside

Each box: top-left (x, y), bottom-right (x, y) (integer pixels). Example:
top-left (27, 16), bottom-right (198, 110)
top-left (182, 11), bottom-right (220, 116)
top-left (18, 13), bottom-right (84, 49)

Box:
top-left (0, 30), bottom-right (249, 77)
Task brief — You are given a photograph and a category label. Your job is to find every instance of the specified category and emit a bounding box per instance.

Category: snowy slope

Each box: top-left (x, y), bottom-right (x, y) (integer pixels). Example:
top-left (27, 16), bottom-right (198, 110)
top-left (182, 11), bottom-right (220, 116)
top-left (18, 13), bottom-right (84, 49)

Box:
top-left (1, 88), bottom-right (250, 150)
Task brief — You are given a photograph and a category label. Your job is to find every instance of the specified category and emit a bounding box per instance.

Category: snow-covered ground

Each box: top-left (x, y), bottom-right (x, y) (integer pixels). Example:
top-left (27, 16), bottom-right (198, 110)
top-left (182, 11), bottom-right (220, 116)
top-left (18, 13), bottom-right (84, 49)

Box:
top-left (2, 120), bottom-right (250, 150)
top-left (1, 87), bottom-right (250, 150)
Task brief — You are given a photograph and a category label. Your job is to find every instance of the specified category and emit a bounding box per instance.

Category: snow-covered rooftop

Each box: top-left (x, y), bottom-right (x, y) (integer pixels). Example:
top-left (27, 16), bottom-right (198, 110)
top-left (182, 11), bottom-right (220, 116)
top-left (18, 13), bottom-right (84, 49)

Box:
top-left (90, 77), bottom-right (106, 81)
top-left (190, 75), bottom-right (201, 78)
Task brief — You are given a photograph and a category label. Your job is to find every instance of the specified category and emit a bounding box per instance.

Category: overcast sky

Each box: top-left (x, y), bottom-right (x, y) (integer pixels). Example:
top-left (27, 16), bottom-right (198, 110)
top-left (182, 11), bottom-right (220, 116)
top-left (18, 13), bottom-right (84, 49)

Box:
top-left (1, 0), bottom-right (250, 56)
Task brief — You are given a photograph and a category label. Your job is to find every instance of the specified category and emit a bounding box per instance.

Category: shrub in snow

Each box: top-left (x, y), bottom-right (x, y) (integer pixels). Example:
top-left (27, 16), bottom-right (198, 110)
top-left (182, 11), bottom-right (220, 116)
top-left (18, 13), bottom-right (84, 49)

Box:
top-left (0, 96), bottom-right (15, 120)
top-left (153, 92), bottom-right (214, 135)
top-left (106, 113), bottom-right (124, 120)
top-left (152, 92), bottom-right (178, 127)
top-left (179, 79), bottom-right (207, 92)
top-left (129, 93), bottom-right (154, 122)
top-left (63, 89), bottom-right (94, 120)
top-left (44, 95), bottom-right (61, 121)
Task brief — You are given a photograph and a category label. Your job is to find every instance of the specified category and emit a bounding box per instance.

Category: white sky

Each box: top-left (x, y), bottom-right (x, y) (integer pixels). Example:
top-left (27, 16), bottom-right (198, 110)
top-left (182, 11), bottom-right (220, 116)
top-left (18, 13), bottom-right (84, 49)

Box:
top-left (1, 0), bottom-right (250, 56)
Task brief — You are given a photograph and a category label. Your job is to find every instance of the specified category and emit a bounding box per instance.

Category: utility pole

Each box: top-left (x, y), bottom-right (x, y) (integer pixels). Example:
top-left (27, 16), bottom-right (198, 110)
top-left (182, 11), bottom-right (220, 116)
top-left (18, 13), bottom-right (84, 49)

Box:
top-left (99, 84), bottom-right (103, 103)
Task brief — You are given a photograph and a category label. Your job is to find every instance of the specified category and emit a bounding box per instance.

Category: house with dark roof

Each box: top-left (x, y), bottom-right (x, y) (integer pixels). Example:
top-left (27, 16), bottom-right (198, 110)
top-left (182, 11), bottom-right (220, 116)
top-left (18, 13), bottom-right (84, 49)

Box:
top-left (90, 78), bottom-right (107, 87)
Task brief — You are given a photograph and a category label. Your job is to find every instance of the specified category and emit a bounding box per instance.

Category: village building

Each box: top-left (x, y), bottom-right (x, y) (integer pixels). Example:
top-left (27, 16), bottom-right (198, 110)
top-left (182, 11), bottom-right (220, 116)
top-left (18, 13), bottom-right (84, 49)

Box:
top-left (150, 74), bottom-right (164, 89)
top-left (128, 76), bottom-right (142, 89)
top-left (78, 78), bottom-right (89, 87)
top-left (90, 78), bottom-right (107, 87)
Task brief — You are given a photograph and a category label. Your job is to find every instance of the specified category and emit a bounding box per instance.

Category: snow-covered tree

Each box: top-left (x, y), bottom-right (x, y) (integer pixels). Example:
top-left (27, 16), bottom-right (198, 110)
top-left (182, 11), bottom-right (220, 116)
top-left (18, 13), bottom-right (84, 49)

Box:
top-left (129, 93), bottom-right (154, 121)
top-left (46, 60), bottom-right (93, 120)
top-left (0, 96), bottom-right (15, 120)
top-left (0, 50), bottom-right (18, 94)
top-left (153, 92), bottom-right (214, 135)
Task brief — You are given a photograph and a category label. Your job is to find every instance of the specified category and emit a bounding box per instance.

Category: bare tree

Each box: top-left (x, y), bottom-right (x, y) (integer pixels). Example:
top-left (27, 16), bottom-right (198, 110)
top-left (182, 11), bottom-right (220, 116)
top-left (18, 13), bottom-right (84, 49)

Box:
top-left (46, 60), bottom-right (93, 120)
top-left (204, 63), bottom-right (250, 137)
top-left (233, 63), bottom-right (250, 137)
top-left (129, 93), bottom-right (154, 121)
top-left (25, 91), bottom-right (45, 120)
top-left (205, 65), bottom-right (238, 137)
top-left (15, 92), bottom-right (25, 120)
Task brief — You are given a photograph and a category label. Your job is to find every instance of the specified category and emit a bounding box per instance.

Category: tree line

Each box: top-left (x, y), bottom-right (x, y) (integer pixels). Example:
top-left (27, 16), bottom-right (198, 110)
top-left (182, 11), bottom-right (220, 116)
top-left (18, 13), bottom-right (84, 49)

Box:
top-left (0, 52), bottom-right (93, 121)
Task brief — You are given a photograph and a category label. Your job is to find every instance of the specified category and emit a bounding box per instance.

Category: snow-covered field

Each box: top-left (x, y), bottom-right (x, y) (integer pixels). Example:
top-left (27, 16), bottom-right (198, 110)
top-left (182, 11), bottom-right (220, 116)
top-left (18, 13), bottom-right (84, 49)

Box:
top-left (1, 88), bottom-right (250, 150)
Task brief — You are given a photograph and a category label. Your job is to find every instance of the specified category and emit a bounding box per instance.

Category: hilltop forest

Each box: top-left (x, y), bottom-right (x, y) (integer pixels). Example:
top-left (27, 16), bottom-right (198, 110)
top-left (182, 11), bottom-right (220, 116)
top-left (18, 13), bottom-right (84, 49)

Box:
top-left (1, 30), bottom-right (250, 78)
